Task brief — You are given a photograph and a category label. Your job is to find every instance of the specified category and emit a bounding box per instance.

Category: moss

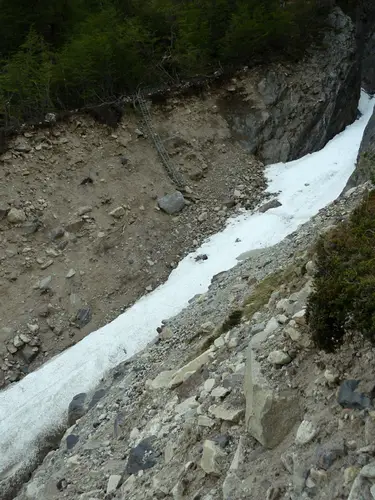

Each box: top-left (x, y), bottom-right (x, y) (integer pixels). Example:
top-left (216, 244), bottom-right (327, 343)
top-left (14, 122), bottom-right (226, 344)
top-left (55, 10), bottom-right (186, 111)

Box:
top-left (306, 189), bottom-right (375, 351)
top-left (243, 265), bottom-right (302, 320)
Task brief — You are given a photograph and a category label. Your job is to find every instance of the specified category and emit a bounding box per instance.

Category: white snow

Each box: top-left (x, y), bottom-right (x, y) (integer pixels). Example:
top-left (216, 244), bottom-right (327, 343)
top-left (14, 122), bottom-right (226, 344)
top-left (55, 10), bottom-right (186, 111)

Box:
top-left (0, 91), bottom-right (374, 478)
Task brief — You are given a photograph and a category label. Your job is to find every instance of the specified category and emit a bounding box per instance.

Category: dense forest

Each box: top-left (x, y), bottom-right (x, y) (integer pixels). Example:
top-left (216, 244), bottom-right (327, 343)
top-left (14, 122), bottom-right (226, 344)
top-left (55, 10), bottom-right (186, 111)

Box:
top-left (0, 0), bottom-right (341, 126)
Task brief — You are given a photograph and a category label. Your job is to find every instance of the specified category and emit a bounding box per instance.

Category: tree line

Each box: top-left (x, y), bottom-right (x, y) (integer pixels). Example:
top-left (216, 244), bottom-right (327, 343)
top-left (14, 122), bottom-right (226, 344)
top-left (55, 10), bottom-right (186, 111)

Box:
top-left (0, 0), bottom-right (336, 126)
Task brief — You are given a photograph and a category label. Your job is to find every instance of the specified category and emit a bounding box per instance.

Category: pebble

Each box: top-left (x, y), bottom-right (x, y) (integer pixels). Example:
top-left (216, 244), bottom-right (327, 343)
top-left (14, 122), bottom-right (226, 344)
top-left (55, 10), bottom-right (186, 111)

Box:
top-left (106, 475), bottom-right (122, 494)
top-left (109, 206), bottom-right (125, 218)
top-left (66, 269), bottom-right (76, 278)
top-left (295, 420), bottom-right (318, 445)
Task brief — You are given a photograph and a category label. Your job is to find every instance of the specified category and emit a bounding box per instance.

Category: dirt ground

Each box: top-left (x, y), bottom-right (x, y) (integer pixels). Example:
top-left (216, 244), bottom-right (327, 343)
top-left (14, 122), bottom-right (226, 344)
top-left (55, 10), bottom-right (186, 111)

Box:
top-left (0, 93), bottom-right (266, 388)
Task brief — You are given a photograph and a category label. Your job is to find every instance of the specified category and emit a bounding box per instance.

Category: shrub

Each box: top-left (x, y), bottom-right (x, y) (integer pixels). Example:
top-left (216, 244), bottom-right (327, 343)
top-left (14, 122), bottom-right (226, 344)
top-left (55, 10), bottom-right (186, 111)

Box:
top-left (306, 189), bottom-right (375, 351)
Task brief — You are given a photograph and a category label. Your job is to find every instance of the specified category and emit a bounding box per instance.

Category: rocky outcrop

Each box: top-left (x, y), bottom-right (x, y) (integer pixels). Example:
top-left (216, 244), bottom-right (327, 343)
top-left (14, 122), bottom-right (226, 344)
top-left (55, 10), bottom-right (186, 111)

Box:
top-left (218, 8), bottom-right (360, 164)
top-left (343, 106), bottom-right (375, 191)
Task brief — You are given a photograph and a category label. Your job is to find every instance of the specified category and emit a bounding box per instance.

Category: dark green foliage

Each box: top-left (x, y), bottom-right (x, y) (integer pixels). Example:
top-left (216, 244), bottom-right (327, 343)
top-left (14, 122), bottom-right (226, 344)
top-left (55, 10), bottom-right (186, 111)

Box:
top-left (0, 0), bottom-right (333, 125)
top-left (306, 190), bottom-right (375, 351)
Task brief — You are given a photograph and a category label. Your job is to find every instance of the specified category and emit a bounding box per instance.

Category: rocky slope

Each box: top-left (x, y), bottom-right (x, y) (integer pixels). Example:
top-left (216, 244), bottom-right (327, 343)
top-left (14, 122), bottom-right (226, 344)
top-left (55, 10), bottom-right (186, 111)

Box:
top-left (0, 6), bottom-right (362, 390)
top-left (7, 182), bottom-right (375, 500)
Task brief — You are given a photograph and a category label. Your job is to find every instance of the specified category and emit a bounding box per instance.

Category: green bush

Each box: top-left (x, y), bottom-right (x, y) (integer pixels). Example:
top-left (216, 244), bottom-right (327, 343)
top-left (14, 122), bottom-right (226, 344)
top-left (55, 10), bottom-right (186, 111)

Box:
top-left (306, 190), bottom-right (375, 351)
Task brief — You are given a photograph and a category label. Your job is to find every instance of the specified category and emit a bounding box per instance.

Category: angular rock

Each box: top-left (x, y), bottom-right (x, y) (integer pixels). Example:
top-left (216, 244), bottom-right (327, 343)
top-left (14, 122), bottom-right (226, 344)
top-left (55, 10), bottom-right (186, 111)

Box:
top-left (198, 416), bottom-right (215, 428)
top-left (50, 227), bottom-right (65, 240)
top-left (68, 393), bottom-right (87, 425)
top-left (200, 440), bottom-right (225, 475)
top-left (75, 307), bottom-right (92, 328)
top-left (65, 219), bottom-right (85, 233)
top-left (106, 475), bottom-right (121, 494)
top-left (295, 420), bottom-right (318, 445)
top-left (175, 396), bottom-right (199, 415)
top-left (211, 387), bottom-right (230, 398)
top-left (149, 370), bottom-right (176, 390)
top-left (109, 206), bottom-right (125, 218)
top-left (267, 350), bottom-right (291, 366)
top-left (245, 328), bottom-right (301, 448)
top-left (20, 345), bottom-right (38, 364)
top-left (66, 434), bottom-right (79, 450)
top-left (338, 380), bottom-right (372, 410)
top-left (7, 208), bottom-right (26, 224)
top-left (209, 405), bottom-right (244, 422)
top-left (39, 276), bottom-right (52, 291)
top-left (168, 349), bottom-right (212, 388)
top-left (258, 199), bottom-right (282, 213)
top-left (158, 191), bottom-right (186, 215)
top-left (126, 437), bottom-right (157, 474)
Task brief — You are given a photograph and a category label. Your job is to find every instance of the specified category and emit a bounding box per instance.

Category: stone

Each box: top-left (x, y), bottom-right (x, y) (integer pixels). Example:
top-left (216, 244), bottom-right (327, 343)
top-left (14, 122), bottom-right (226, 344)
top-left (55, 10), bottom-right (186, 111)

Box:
top-left (0, 205), bottom-right (9, 219)
top-left (305, 260), bottom-right (316, 276)
top-left (168, 349), bottom-right (212, 388)
top-left (7, 208), bottom-right (26, 224)
top-left (19, 333), bottom-right (31, 343)
top-left (66, 434), bottom-right (79, 450)
top-left (77, 206), bottom-right (92, 216)
top-left (267, 350), bottom-right (291, 366)
top-left (338, 380), bottom-right (372, 410)
top-left (200, 440), bottom-right (225, 475)
top-left (360, 462), bottom-right (375, 479)
top-left (13, 335), bottom-right (24, 348)
top-left (347, 474), bottom-right (372, 500)
top-left (344, 467), bottom-right (360, 485)
top-left (285, 326), bottom-right (301, 342)
top-left (211, 387), bottom-right (230, 398)
top-left (39, 276), bottom-right (52, 291)
top-left (175, 396), bottom-right (199, 415)
top-left (7, 344), bottom-right (18, 354)
top-left (121, 475), bottom-right (136, 495)
top-left (158, 192), bottom-right (186, 215)
top-left (27, 323), bottom-right (39, 334)
top-left (40, 259), bottom-right (54, 270)
top-left (14, 140), bottom-right (31, 152)
top-left (264, 317), bottom-right (279, 335)
top-left (245, 330), bottom-right (301, 448)
top-left (68, 393), bottom-right (87, 425)
top-left (66, 269), bottom-right (76, 278)
top-left (149, 370), bottom-right (176, 389)
top-left (75, 307), bottom-right (92, 328)
top-left (209, 405), bottom-right (244, 422)
top-left (198, 416), bottom-right (215, 427)
top-left (126, 437), bottom-right (157, 474)
top-left (109, 206), bottom-right (125, 218)
top-left (295, 420), bottom-right (318, 445)
top-left (214, 336), bottom-right (225, 348)
top-left (204, 379), bottom-right (216, 392)
top-left (106, 475), bottom-right (122, 494)
top-left (258, 199), bottom-right (282, 213)
top-left (292, 310), bottom-right (306, 326)
top-left (50, 227), bottom-right (65, 240)
top-left (324, 369), bottom-right (339, 385)
top-left (20, 345), bottom-right (38, 363)
top-left (65, 219), bottom-right (85, 233)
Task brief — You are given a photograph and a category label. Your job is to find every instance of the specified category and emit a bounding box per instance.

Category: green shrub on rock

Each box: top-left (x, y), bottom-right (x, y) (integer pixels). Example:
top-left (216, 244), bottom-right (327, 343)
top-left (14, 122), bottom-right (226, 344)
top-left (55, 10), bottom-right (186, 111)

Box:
top-left (306, 189), bottom-right (375, 351)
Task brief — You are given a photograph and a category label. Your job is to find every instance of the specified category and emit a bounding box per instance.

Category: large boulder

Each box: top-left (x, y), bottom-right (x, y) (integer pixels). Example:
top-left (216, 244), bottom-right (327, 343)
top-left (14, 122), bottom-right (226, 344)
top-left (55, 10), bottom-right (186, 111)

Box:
top-left (244, 329), bottom-right (301, 449)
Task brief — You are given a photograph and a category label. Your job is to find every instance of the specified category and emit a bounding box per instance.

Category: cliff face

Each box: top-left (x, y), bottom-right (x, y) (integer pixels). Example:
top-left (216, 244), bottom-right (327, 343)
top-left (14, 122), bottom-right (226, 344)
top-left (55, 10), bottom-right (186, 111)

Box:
top-left (217, 8), bottom-right (360, 164)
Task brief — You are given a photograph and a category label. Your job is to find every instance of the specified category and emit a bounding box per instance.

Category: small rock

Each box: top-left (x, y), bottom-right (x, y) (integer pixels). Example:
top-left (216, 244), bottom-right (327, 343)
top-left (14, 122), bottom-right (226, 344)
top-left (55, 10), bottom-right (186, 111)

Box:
top-left (75, 307), bottom-right (92, 328)
top-left (295, 420), bottom-right (318, 445)
top-left (267, 350), bottom-right (291, 366)
top-left (211, 387), bottom-right (230, 399)
top-left (7, 208), bottom-right (26, 224)
top-left (65, 219), bottom-right (84, 233)
top-left (324, 369), bottom-right (339, 385)
top-left (20, 345), bottom-right (38, 363)
top-left (292, 310), bottom-right (306, 326)
top-left (66, 269), bottom-right (76, 279)
top-left (13, 335), bottom-right (24, 348)
top-left (258, 199), bottom-right (282, 213)
top-left (27, 323), bottom-right (39, 334)
top-left (338, 380), bottom-right (372, 410)
top-left (305, 261), bottom-right (316, 276)
top-left (198, 416), bottom-right (215, 427)
top-left (204, 379), bottom-right (216, 392)
top-left (158, 192), bottom-right (186, 215)
top-left (77, 206), bottom-right (92, 216)
top-left (149, 370), bottom-right (176, 389)
top-left (109, 206), bottom-right (125, 218)
top-left (66, 434), bottom-right (79, 450)
top-left (39, 276), bottom-right (52, 291)
top-left (209, 405), bottom-right (244, 422)
top-left (360, 462), bottom-right (375, 479)
top-left (126, 438), bottom-right (157, 474)
top-left (40, 259), bottom-right (54, 270)
top-left (50, 227), bottom-right (65, 240)
top-left (68, 393), bottom-right (87, 425)
top-left (106, 475), bottom-right (122, 494)
top-left (19, 333), bottom-right (32, 343)
top-left (200, 440), bottom-right (225, 475)
top-left (344, 467), bottom-right (360, 485)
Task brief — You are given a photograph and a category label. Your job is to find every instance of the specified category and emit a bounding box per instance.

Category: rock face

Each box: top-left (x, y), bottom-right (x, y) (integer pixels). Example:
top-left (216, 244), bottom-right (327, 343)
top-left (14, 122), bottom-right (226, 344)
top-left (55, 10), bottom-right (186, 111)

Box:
top-left (218, 8), bottom-right (360, 164)
top-left (343, 106), bottom-right (375, 191)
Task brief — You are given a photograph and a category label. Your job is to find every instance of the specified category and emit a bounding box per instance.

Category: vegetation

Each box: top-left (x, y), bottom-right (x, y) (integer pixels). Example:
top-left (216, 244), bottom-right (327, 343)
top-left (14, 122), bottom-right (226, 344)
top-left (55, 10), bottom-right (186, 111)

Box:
top-left (307, 190), bottom-right (375, 351)
top-left (0, 0), bottom-right (333, 126)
